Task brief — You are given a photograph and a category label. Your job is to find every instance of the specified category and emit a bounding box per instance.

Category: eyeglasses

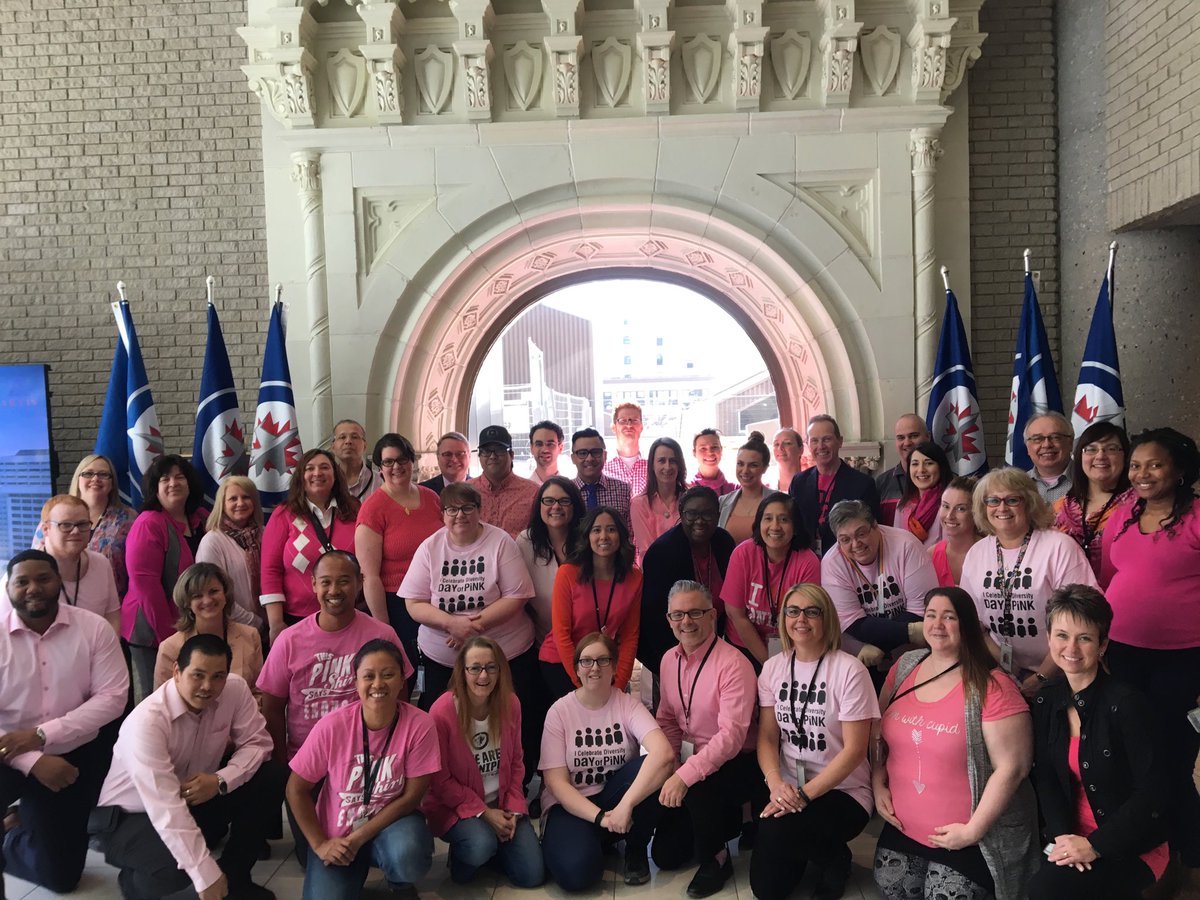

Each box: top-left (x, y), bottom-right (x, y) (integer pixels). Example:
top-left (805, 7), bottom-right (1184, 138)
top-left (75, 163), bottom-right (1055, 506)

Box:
top-left (666, 608), bottom-right (712, 622)
top-left (79, 470), bottom-right (113, 481)
top-left (1026, 433), bottom-right (1071, 446)
top-left (540, 496), bottom-right (574, 508)
top-left (1082, 443), bottom-right (1124, 456)
top-left (478, 448), bottom-right (507, 459)
top-left (983, 495), bottom-right (1024, 508)
top-left (783, 605), bottom-right (824, 619)
top-left (49, 520), bottom-right (91, 534)
top-left (681, 510), bottom-right (717, 524)
top-left (573, 448), bottom-right (605, 459)
top-left (465, 663), bottom-right (499, 676)
top-left (615, 418), bottom-right (642, 427)
top-left (578, 656), bottom-right (614, 668)
top-left (532, 440), bottom-right (560, 449)
top-left (442, 504), bottom-right (479, 516)
top-left (379, 458), bottom-right (410, 468)
top-left (439, 451), bottom-right (469, 461)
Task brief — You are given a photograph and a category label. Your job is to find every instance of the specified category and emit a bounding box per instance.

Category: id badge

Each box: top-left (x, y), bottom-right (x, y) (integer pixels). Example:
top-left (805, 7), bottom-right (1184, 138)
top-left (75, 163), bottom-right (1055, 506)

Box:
top-left (999, 640), bottom-right (1014, 674)
top-left (411, 665), bottom-right (426, 703)
top-left (795, 762), bottom-right (807, 787)
top-left (353, 815), bottom-right (370, 831)
top-left (766, 636), bottom-right (783, 658)
top-left (681, 740), bottom-right (695, 762)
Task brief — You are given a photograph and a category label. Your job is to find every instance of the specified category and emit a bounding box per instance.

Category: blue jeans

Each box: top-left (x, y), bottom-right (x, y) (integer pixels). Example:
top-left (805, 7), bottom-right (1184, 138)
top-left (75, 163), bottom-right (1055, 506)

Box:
top-left (444, 815), bottom-right (544, 887)
top-left (302, 813), bottom-right (433, 900)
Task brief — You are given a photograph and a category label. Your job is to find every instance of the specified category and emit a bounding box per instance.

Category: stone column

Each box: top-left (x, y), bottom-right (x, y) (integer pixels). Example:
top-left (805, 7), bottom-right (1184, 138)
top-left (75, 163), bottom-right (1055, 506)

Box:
top-left (290, 151), bottom-right (332, 440)
top-left (911, 127), bottom-right (943, 412)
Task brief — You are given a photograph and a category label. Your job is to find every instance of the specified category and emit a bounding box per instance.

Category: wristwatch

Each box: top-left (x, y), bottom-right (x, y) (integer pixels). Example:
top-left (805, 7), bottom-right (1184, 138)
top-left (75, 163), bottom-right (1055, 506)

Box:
top-left (216, 775), bottom-right (228, 796)
top-left (34, 727), bottom-right (46, 747)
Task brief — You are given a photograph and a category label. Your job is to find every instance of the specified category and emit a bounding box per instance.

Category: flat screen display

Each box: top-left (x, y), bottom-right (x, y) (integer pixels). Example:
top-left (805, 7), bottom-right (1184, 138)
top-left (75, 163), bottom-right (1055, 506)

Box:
top-left (0, 365), bottom-right (54, 569)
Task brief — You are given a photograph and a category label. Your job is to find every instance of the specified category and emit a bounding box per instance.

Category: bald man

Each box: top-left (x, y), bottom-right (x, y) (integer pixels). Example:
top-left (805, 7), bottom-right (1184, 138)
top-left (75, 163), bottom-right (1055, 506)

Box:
top-left (874, 414), bottom-right (931, 507)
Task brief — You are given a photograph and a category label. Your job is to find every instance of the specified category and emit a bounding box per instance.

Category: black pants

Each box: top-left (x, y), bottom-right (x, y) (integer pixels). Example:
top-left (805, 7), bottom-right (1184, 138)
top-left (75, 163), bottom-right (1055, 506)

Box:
top-left (541, 659), bottom-right (576, 701)
top-left (0, 733), bottom-right (113, 892)
top-left (651, 751), bottom-right (765, 869)
top-left (385, 592), bottom-right (420, 672)
top-left (1106, 641), bottom-right (1200, 866)
top-left (749, 789), bottom-right (869, 900)
top-left (1027, 855), bottom-right (1154, 900)
top-left (94, 761), bottom-right (286, 898)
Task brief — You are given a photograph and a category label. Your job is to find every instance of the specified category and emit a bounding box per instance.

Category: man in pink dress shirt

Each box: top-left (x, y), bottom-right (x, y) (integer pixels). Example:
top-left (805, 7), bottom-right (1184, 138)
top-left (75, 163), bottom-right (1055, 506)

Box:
top-left (0, 550), bottom-right (128, 894)
top-left (93, 633), bottom-right (280, 900)
top-left (651, 580), bottom-right (763, 898)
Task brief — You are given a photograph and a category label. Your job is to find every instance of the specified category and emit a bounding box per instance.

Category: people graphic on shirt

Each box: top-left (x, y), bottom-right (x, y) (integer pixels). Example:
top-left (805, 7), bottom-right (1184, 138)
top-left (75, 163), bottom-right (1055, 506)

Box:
top-left (976, 563), bottom-right (1041, 640)
top-left (436, 556), bottom-right (488, 612)
top-left (853, 574), bottom-right (903, 615)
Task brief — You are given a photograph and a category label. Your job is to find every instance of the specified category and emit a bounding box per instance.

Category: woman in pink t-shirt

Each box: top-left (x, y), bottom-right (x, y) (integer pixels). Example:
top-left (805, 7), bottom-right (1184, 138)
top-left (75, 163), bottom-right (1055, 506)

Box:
top-left (287, 638), bottom-right (440, 900)
top-left (630, 437), bottom-right (687, 565)
top-left (894, 441), bottom-right (952, 549)
top-left (1101, 427), bottom-right (1200, 875)
top-left (872, 586), bottom-right (1038, 900)
top-left (928, 476), bottom-right (982, 587)
top-left (723, 492), bottom-right (820, 669)
top-left (751, 584), bottom-right (879, 900)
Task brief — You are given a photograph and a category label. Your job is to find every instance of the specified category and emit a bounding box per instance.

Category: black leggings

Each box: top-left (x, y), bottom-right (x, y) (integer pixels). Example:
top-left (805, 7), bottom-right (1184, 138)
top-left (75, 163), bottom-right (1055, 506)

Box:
top-left (1027, 855), bottom-right (1154, 900)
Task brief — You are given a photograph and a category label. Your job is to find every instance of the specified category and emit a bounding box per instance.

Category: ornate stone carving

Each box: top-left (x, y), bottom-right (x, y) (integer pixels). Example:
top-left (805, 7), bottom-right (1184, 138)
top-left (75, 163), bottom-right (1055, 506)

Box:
top-left (730, 26), bottom-right (768, 110)
top-left (357, 3), bottom-right (407, 123)
top-left (463, 53), bottom-right (492, 115)
top-left (906, 16), bottom-right (954, 102)
top-left (859, 25), bottom-right (899, 96)
top-left (592, 37), bottom-right (632, 108)
top-left (289, 150), bottom-right (332, 441)
top-left (637, 32), bottom-right (674, 112)
top-left (682, 34), bottom-right (721, 104)
top-left (326, 48), bottom-right (368, 118)
top-left (770, 30), bottom-right (811, 100)
top-left (415, 46), bottom-right (454, 114)
top-left (819, 34), bottom-right (857, 104)
top-left (359, 193), bottom-right (437, 274)
top-left (503, 40), bottom-right (543, 111)
top-left (942, 36), bottom-right (985, 99)
top-left (555, 55), bottom-right (576, 104)
top-left (791, 177), bottom-right (875, 259)
top-left (247, 58), bottom-right (317, 128)
top-left (910, 127), bottom-right (943, 412)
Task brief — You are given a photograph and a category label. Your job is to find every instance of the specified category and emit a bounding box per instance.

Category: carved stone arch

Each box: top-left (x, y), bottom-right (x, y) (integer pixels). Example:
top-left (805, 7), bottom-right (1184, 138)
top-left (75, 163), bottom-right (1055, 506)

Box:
top-left (367, 199), bottom-right (880, 457)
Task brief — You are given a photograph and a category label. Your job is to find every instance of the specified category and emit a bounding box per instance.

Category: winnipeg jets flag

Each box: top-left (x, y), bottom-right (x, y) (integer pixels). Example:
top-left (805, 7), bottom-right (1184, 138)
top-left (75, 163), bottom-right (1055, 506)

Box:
top-left (249, 298), bottom-right (302, 508)
top-left (926, 284), bottom-right (987, 477)
top-left (192, 301), bottom-right (246, 505)
top-left (1070, 251), bottom-right (1124, 435)
top-left (1005, 270), bottom-right (1063, 469)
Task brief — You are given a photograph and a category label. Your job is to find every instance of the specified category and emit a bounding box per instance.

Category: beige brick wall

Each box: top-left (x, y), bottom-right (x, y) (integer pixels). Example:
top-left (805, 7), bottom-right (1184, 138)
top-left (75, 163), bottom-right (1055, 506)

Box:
top-left (0, 0), bottom-right (268, 490)
top-left (1106, 0), bottom-right (1200, 228)
top-left (967, 0), bottom-right (1060, 449)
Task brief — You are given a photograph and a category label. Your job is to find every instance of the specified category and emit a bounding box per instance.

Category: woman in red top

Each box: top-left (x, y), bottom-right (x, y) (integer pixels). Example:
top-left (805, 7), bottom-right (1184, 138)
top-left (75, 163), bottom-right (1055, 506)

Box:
top-left (928, 476), bottom-right (981, 587)
top-left (539, 506), bottom-right (642, 698)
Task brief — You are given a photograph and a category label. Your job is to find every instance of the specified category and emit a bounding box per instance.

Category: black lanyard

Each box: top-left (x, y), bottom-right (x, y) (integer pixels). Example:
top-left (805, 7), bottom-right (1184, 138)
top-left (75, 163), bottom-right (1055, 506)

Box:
top-left (761, 547), bottom-right (793, 627)
top-left (62, 556), bottom-right (82, 607)
top-left (590, 577), bottom-right (617, 634)
top-left (816, 468), bottom-right (841, 527)
top-left (306, 506), bottom-right (336, 553)
top-left (788, 652), bottom-right (825, 750)
top-left (676, 635), bottom-right (719, 726)
top-left (1080, 493), bottom-right (1119, 555)
top-left (360, 708), bottom-right (400, 810)
top-left (993, 531), bottom-right (1031, 637)
top-left (890, 656), bottom-right (961, 705)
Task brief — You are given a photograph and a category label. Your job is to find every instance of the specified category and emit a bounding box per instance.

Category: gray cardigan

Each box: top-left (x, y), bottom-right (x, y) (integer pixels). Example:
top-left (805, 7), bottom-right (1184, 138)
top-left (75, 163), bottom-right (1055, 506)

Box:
top-left (885, 651), bottom-right (1040, 900)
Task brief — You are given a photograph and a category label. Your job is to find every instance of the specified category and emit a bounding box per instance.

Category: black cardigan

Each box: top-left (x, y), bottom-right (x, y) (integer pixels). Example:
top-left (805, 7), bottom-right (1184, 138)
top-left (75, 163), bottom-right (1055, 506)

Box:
top-left (1030, 669), bottom-right (1168, 859)
top-left (636, 523), bottom-right (735, 678)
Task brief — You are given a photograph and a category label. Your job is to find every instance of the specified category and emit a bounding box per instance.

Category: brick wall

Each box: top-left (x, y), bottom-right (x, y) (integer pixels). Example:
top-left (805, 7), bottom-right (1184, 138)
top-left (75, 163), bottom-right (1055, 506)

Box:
top-left (0, 0), bottom-right (267, 490)
top-left (1106, 0), bottom-right (1200, 228)
top-left (967, 0), bottom-right (1060, 455)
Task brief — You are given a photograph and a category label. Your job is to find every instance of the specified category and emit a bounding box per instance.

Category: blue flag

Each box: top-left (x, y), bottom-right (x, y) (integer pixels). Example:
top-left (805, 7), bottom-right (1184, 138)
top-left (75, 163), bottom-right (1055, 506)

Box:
top-left (94, 301), bottom-right (164, 506)
top-left (249, 301), bottom-right (302, 508)
top-left (1070, 260), bottom-right (1123, 435)
top-left (1005, 272), bottom-right (1063, 468)
top-left (926, 287), bottom-right (987, 477)
top-left (192, 303), bottom-right (246, 505)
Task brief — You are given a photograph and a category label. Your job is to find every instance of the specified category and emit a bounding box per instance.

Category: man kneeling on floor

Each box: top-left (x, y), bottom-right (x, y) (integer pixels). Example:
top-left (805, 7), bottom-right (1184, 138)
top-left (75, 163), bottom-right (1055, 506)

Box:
top-left (92, 633), bottom-right (283, 900)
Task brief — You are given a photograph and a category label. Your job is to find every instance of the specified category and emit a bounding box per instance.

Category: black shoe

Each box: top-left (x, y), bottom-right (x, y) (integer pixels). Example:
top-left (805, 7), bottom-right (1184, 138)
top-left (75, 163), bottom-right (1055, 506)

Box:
top-left (388, 882), bottom-right (419, 900)
top-left (686, 854), bottom-right (733, 898)
top-left (225, 880), bottom-right (275, 900)
top-left (738, 819), bottom-right (757, 851)
top-left (624, 842), bottom-right (651, 885)
top-left (812, 846), bottom-right (852, 900)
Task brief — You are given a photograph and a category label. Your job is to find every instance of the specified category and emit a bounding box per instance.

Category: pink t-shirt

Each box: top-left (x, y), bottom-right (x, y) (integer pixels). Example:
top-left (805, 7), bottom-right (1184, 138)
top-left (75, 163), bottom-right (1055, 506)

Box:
top-left (821, 525), bottom-right (939, 631)
top-left (757, 649), bottom-right (879, 813)
top-left (290, 699), bottom-right (440, 838)
top-left (960, 530), bottom-right (1098, 674)
top-left (930, 541), bottom-right (955, 587)
top-left (539, 689), bottom-right (660, 814)
top-left (1102, 498), bottom-right (1200, 650)
top-left (398, 524), bottom-right (535, 667)
top-left (356, 486), bottom-right (443, 591)
top-left (881, 665), bottom-right (1027, 847)
top-left (720, 539), bottom-right (821, 647)
top-left (256, 612), bottom-right (413, 758)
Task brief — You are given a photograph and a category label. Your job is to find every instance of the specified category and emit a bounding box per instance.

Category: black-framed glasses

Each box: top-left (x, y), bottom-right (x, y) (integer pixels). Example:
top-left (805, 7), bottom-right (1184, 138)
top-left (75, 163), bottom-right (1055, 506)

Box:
top-left (78, 470), bottom-right (113, 481)
top-left (573, 448), bottom-right (605, 459)
top-left (540, 496), bottom-right (574, 508)
top-left (478, 448), bottom-right (507, 459)
top-left (783, 605), bottom-right (823, 619)
top-left (1026, 433), bottom-right (1071, 446)
top-left (379, 458), bottom-right (410, 468)
top-left (681, 510), bottom-right (716, 523)
top-left (983, 495), bottom-right (1024, 508)
top-left (465, 663), bottom-right (499, 676)
top-left (666, 608), bottom-right (712, 622)
top-left (442, 504), bottom-right (480, 516)
top-left (578, 656), bottom-right (614, 669)
top-left (49, 520), bottom-right (91, 534)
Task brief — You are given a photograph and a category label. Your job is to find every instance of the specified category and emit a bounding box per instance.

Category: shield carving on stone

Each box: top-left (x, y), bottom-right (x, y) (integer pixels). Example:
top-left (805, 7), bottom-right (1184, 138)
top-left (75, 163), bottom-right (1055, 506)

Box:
top-left (415, 46), bottom-right (454, 114)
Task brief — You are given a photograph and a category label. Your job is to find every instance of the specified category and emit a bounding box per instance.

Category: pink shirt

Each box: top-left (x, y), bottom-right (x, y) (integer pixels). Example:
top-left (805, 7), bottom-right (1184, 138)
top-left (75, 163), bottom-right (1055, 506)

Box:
top-left (930, 541), bottom-right (955, 587)
top-left (1102, 497), bottom-right (1200, 650)
top-left (821, 525), bottom-right (938, 631)
top-left (757, 649), bottom-right (879, 813)
top-left (515, 530), bottom-right (559, 644)
top-left (603, 454), bottom-right (648, 497)
top-left (692, 472), bottom-right (736, 496)
top-left (256, 611), bottom-right (413, 758)
top-left (260, 504), bottom-right (357, 618)
top-left (0, 603), bottom-right (128, 775)
top-left (630, 493), bottom-right (679, 564)
top-left (476, 473), bottom-right (540, 539)
top-left (656, 635), bottom-right (757, 786)
top-left (881, 666), bottom-right (1027, 847)
top-left (356, 486), bottom-right (444, 591)
top-left (98, 675), bottom-right (271, 893)
top-left (290, 699), bottom-right (440, 839)
top-left (398, 524), bottom-right (535, 667)
top-left (721, 539), bottom-right (822, 647)
top-left (961, 530), bottom-right (1098, 674)
top-left (539, 689), bottom-right (660, 814)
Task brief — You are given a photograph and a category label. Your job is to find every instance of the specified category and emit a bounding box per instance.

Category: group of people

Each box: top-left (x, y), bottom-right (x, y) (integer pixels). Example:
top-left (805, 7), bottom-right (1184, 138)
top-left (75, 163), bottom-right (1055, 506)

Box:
top-left (1, 404), bottom-right (1197, 900)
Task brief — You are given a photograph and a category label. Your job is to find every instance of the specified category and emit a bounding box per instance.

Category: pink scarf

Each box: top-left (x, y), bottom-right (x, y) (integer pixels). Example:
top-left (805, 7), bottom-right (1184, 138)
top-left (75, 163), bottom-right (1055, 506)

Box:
top-left (905, 489), bottom-right (941, 543)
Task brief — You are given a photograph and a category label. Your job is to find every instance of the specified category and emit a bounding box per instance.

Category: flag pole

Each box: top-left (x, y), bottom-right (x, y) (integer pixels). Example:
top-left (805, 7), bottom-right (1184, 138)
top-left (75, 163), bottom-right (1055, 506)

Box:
top-left (1023, 249), bottom-right (1032, 275)
top-left (206, 275), bottom-right (215, 308)
top-left (940, 265), bottom-right (951, 291)
top-left (1107, 241), bottom-right (1118, 309)
top-left (275, 283), bottom-right (283, 305)
top-left (116, 281), bottom-right (127, 304)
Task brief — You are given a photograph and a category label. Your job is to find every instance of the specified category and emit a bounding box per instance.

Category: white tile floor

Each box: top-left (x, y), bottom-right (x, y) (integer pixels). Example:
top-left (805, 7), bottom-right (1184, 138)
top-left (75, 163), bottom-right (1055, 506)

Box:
top-left (2, 817), bottom-right (885, 899)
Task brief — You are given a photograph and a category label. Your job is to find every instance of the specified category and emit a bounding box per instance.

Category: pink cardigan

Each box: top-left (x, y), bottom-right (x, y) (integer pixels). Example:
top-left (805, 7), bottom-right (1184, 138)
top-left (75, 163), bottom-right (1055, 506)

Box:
top-left (260, 505), bottom-right (357, 618)
top-left (422, 692), bottom-right (526, 837)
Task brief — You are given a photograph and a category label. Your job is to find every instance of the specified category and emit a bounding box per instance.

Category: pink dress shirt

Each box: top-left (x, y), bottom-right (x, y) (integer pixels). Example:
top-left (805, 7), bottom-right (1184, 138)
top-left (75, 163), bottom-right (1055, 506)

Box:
top-left (603, 454), bottom-right (648, 497)
top-left (630, 493), bottom-right (679, 563)
top-left (0, 603), bottom-right (128, 775)
top-left (655, 634), bottom-right (757, 787)
top-left (476, 473), bottom-right (540, 539)
top-left (97, 675), bottom-right (271, 894)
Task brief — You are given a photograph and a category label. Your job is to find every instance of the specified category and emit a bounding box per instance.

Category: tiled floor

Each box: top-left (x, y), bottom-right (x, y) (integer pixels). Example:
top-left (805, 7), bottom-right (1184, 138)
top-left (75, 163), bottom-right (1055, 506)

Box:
top-left (3, 817), bottom-right (885, 899)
